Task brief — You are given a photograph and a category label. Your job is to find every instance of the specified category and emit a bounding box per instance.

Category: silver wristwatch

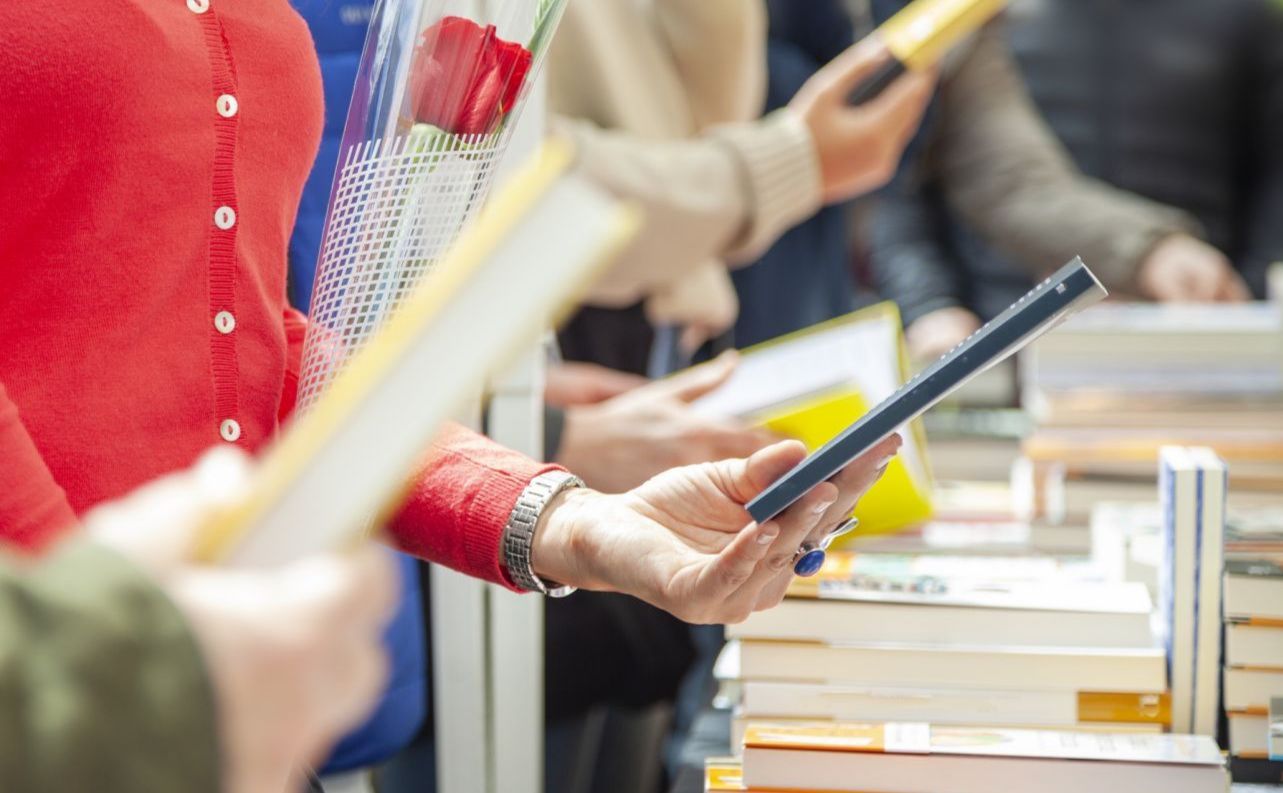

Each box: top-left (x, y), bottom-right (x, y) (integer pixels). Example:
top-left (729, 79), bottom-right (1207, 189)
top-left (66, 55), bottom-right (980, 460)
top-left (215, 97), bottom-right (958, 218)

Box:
top-left (501, 470), bottom-right (583, 597)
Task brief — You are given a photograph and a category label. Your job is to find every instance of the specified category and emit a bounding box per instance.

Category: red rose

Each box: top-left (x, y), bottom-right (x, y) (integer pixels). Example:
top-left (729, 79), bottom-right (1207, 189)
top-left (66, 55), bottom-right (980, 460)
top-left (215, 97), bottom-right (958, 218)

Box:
top-left (409, 16), bottom-right (533, 136)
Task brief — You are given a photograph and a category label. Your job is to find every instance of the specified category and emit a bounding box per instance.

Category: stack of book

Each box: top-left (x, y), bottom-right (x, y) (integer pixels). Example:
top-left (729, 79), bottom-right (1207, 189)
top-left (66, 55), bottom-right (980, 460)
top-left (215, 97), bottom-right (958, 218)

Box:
top-left (708, 724), bottom-right (1227, 792)
top-left (1017, 303), bottom-right (1283, 525)
top-left (718, 551), bottom-right (1171, 746)
top-left (1222, 517), bottom-right (1283, 784)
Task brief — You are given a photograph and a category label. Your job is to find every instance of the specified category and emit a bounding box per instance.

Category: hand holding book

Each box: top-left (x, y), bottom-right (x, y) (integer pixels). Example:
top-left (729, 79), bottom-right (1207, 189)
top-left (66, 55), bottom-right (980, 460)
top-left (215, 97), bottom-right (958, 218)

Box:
top-left (529, 435), bottom-right (900, 625)
top-left (790, 37), bottom-right (936, 203)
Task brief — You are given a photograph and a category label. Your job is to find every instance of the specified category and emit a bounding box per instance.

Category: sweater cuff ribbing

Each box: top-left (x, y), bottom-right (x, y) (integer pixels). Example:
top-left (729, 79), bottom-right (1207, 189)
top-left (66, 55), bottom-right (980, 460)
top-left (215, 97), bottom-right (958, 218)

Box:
top-left (465, 462), bottom-right (566, 592)
top-left (710, 109), bottom-right (823, 263)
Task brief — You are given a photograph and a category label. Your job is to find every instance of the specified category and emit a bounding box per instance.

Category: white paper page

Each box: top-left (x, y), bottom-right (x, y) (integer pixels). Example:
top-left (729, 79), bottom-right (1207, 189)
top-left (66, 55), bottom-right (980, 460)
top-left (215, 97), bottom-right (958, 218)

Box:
top-left (691, 316), bottom-right (900, 420)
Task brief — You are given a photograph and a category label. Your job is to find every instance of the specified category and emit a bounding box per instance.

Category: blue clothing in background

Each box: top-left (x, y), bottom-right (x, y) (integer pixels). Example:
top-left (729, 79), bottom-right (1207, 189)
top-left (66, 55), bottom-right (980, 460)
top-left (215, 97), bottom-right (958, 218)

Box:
top-left (289, 0), bottom-right (428, 774)
top-left (731, 0), bottom-right (859, 347)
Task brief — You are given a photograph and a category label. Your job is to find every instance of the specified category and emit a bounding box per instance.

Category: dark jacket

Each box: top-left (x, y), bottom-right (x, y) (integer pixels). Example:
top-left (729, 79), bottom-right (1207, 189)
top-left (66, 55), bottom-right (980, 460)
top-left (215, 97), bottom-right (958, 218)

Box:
top-left (289, 0), bottom-right (427, 773)
top-left (731, 0), bottom-right (859, 348)
top-left (870, 0), bottom-right (1283, 323)
top-left (557, 0), bottom-right (862, 369)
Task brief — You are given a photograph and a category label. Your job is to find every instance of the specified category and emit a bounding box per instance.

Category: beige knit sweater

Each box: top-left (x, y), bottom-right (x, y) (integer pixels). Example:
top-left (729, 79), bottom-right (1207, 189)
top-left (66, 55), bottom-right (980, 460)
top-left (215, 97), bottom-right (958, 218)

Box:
top-left (547, 0), bottom-right (823, 332)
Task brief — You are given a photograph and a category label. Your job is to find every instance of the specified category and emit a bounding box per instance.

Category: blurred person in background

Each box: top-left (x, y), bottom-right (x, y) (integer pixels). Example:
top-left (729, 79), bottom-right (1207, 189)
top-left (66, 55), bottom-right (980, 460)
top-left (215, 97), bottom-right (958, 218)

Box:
top-left (1, 450), bottom-right (396, 793)
top-left (539, 5), bottom-right (932, 791)
top-left (551, 0), bottom-right (933, 375)
top-left (730, 0), bottom-right (865, 349)
top-left (864, 0), bottom-right (1283, 359)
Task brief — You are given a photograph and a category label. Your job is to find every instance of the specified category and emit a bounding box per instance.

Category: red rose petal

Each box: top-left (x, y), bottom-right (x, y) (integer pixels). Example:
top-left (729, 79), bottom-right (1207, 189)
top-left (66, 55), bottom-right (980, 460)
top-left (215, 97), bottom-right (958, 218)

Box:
top-left (407, 14), bottom-right (534, 136)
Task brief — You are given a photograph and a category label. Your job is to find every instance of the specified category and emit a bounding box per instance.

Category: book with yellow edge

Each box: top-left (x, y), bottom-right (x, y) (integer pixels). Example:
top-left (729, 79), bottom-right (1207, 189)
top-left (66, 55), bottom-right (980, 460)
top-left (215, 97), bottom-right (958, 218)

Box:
top-left (705, 759), bottom-right (747, 792)
top-left (742, 722), bottom-right (1226, 793)
top-left (194, 142), bottom-right (639, 566)
top-left (848, 0), bottom-right (1008, 105)
top-left (731, 682), bottom-right (1170, 729)
top-left (730, 716), bottom-right (1166, 755)
top-left (691, 304), bottom-right (933, 536)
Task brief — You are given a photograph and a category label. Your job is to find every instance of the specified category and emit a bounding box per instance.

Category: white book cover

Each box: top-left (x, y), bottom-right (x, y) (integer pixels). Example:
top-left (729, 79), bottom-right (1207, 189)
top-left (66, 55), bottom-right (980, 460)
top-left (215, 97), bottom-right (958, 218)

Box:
top-left (732, 639), bottom-right (1167, 694)
top-left (1190, 447), bottom-right (1227, 738)
top-left (738, 681), bottom-right (1170, 729)
top-left (1159, 446), bottom-right (1199, 733)
top-left (740, 681), bottom-right (1078, 725)
top-left (1224, 558), bottom-right (1283, 621)
top-left (1223, 667), bottom-right (1283, 712)
top-left (728, 577), bottom-right (1154, 649)
top-left (742, 722), bottom-right (1226, 793)
top-left (1226, 623), bottom-right (1283, 668)
top-left (1229, 712), bottom-right (1270, 757)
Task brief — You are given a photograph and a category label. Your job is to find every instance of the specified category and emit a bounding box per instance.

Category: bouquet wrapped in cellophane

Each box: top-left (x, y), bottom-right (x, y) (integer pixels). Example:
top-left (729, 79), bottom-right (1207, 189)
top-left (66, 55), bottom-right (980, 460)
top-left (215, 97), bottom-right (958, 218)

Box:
top-left (297, 0), bottom-right (568, 410)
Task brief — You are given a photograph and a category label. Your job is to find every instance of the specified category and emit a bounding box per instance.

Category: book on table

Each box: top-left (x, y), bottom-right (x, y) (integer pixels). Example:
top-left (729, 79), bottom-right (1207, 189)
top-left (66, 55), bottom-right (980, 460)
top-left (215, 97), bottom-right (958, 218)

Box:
top-left (1228, 710), bottom-right (1273, 759)
top-left (727, 639), bottom-right (1167, 694)
top-left (1225, 622), bottom-right (1283, 668)
top-left (739, 722), bottom-right (1227, 793)
top-left (1189, 448), bottom-right (1227, 739)
top-left (726, 551), bottom-right (1155, 649)
top-left (1158, 446), bottom-right (1229, 736)
top-left (1217, 472), bottom-right (1283, 781)
top-left (1225, 558), bottom-right (1283, 621)
top-left (1022, 302), bottom-right (1283, 408)
top-left (729, 713), bottom-right (1168, 755)
top-left (735, 682), bottom-right (1170, 729)
top-left (1224, 668), bottom-right (1283, 713)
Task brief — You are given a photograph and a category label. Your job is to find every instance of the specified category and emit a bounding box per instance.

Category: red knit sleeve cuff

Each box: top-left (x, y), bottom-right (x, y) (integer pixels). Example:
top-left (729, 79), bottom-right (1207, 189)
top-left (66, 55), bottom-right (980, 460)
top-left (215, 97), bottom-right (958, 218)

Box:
top-left (387, 422), bottom-right (564, 591)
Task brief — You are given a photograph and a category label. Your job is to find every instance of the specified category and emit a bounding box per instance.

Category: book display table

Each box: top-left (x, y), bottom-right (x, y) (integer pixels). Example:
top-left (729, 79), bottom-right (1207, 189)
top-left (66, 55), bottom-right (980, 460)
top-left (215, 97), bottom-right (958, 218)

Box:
top-left (666, 709), bottom-right (1282, 793)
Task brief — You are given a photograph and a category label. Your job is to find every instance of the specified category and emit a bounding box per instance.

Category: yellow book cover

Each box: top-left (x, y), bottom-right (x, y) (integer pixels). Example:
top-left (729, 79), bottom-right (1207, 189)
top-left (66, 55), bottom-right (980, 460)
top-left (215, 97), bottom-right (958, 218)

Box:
top-left (705, 758), bottom-right (826, 793)
top-left (880, 0), bottom-right (1008, 70)
top-left (1077, 692), bottom-right (1171, 726)
top-left (692, 303), bottom-right (934, 536)
top-left (743, 722), bottom-right (902, 754)
top-left (705, 759), bottom-right (746, 791)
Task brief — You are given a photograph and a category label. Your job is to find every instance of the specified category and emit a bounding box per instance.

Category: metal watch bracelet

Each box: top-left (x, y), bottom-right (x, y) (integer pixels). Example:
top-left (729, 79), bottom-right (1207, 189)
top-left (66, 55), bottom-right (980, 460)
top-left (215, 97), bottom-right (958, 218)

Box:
top-left (500, 470), bottom-right (583, 598)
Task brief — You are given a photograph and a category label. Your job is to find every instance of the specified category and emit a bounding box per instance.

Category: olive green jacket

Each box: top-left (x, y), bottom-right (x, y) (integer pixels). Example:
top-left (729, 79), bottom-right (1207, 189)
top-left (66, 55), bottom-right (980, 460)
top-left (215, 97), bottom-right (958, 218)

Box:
top-left (0, 542), bottom-right (220, 793)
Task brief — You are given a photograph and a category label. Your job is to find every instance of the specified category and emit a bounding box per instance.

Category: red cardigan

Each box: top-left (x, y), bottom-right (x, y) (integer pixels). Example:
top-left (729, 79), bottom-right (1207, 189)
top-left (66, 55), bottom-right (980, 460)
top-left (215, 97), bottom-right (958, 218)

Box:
top-left (0, 0), bottom-right (556, 587)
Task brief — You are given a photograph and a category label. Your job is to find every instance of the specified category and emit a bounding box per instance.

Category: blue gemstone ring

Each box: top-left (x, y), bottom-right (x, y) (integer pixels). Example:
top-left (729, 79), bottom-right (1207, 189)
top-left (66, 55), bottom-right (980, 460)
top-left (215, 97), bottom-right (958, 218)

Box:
top-left (792, 517), bottom-right (860, 577)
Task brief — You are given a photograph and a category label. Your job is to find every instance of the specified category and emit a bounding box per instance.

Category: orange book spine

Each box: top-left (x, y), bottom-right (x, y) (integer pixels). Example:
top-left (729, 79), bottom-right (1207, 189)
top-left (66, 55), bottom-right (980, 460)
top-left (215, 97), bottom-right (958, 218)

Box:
top-left (1077, 692), bottom-right (1171, 725)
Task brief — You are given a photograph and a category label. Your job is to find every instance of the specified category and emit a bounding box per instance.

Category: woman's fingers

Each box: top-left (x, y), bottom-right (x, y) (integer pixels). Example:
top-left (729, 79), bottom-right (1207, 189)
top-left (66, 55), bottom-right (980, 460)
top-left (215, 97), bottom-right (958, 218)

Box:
top-left (862, 67), bottom-right (936, 136)
top-left (655, 349), bottom-right (740, 403)
top-left (712, 482), bottom-right (838, 622)
top-left (693, 518), bottom-right (781, 620)
top-left (817, 35), bottom-right (894, 100)
top-left (753, 562), bottom-right (802, 613)
top-left (801, 434), bottom-right (902, 551)
top-left (711, 439), bottom-right (809, 505)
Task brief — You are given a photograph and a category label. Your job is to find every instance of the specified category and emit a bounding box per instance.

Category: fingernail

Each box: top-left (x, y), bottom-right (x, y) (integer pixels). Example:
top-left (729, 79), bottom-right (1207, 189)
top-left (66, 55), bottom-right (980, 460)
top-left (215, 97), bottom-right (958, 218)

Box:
top-left (757, 529), bottom-right (779, 545)
top-left (876, 455), bottom-right (895, 469)
top-left (813, 500), bottom-right (835, 515)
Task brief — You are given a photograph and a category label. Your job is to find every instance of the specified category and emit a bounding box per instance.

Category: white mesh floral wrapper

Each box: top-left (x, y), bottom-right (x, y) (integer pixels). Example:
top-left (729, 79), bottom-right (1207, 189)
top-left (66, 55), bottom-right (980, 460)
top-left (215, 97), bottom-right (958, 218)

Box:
top-left (297, 0), bottom-right (568, 411)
